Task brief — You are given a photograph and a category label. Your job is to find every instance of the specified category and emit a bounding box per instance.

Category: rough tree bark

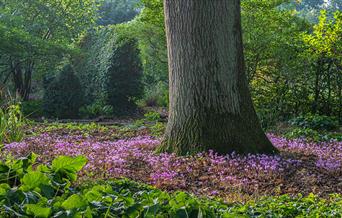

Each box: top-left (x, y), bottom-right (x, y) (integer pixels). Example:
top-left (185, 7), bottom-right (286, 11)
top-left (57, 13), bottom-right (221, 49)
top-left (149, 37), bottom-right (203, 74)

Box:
top-left (160, 0), bottom-right (277, 155)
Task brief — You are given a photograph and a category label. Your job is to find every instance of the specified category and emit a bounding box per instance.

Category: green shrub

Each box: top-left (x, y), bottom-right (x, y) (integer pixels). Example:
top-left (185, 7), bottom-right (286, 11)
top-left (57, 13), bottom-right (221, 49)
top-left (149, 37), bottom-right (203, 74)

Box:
top-left (79, 101), bottom-right (113, 118)
top-left (1, 153), bottom-right (341, 217)
top-left (142, 81), bottom-right (169, 107)
top-left (74, 27), bottom-right (143, 116)
top-left (132, 111), bottom-right (165, 135)
top-left (43, 65), bottom-right (84, 119)
top-left (289, 114), bottom-right (339, 131)
top-left (21, 100), bottom-right (44, 118)
top-left (0, 104), bottom-right (25, 145)
top-left (285, 127), bottom-right (321, 141)
top-left (256, 108), bottom-right (281, 130)
top-left (286, 114), bottom-right (341, 141)
top-left (105, 36), bottom-right (143, 115)
top-left (150, 122), bottom-right (166, 137)
top-left (285, 127), bottom-right (342, 142)
top-left (143, 111), bottom-right (161, 122)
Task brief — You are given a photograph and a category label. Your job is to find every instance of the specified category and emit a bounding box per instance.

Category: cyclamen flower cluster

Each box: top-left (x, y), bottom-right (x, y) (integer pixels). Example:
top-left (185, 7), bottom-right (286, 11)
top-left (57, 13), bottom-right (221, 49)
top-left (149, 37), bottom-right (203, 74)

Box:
top-left (3, 131), bottom-right (341, 199)
top-left (268, 134), bottom-right (342, 172)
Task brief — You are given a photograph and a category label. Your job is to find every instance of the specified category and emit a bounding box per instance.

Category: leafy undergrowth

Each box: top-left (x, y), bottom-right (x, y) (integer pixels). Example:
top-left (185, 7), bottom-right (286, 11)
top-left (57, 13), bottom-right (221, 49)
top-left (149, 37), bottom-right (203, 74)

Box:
top-left (0, 154), bottom-right (341, 217)
top-left (2, 123), bottom-right (341, 204)
top-left (0, 104), bottom-right (25, 145)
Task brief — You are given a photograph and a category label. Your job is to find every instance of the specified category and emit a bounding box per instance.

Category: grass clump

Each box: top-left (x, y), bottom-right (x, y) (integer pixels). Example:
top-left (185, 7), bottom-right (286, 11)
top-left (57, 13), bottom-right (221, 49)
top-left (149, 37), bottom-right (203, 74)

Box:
top-left (0, 104), bottom-right (25, 145)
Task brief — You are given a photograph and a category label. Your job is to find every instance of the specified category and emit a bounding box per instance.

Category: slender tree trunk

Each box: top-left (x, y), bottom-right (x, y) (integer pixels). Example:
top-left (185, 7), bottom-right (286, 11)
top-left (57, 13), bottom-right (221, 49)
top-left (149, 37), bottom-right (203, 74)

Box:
top-left (11, 61), bottom-right (24, 98)
top-left (22, 61), bottom-right (34, 101)
top-left (312, 58), bottom-right (322, 113)
top-left (160, 0), bottom-right (277, 155)
top-left (325, 59), bottom-right (332, 115)
top-left (10, 60), bottom-right (33, 101)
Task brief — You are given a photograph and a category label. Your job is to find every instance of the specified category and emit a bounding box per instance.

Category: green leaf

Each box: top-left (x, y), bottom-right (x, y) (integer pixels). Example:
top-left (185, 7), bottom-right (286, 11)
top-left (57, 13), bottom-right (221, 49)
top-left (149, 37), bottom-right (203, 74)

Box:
top-left (62, 194), bottom-right (88, 210)
top-left (84, 185), bottom-right (108, 202)
top-left (0, 183), bottom-right (10, 196)
top-left (84, 206), bottom-right (93, 218)
top-left (0, 161), bottom-right (10, 173)
top-left (25, 204), bottom-right (51, 218)
top-left (52, 156), bottom-right (87, 181)
top-left (21, 171), bottom-right (50, 190)
top-left (175, 207), bottom-right (188, 218)
top-left (52, 155), bottom-right (87, 172)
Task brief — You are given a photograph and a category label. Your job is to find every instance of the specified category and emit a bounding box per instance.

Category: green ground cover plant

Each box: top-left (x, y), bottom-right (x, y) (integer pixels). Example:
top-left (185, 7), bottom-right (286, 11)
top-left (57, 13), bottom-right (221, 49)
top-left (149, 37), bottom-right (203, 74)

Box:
top-left (0, 153), bottom-right (341, 217)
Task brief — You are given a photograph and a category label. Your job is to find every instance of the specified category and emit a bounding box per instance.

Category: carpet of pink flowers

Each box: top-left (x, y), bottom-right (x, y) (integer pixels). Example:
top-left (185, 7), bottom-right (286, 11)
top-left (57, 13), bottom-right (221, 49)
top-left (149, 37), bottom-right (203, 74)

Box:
top-left (2, 126), bottom-right (341, 202)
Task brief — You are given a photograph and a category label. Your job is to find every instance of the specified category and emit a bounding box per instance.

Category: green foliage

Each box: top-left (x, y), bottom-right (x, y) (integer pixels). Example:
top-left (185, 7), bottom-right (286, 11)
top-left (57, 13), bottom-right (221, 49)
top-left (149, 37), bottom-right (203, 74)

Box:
top-left (143, 111), bottom-right (161, 122)
top-left (0, 153), bottom-right (88, 217)
top-left (242, 0), bottom-right (312, 126)
top-left (133, 111), bottom-right (160, 127)
top-left (302, 11), bottom-right (341, 59)
top-left (125, 0), bottom-right (341, 123)
top-left (97, 0), bottom-right (140, 26)
top-left (41, 122), bottom-right (110, 134)
top-left (235, 193), bottom-right (342, 217)
top-left (301, 10), bottom-right (341, 115)
top-left (0, 0), bottom-right (98, 100)
top-left (74, 27), bottom-right (143, 115)
top-left (141, 81), bottom-right (169, 107)
top-left (132, 111), bottom-right (166, 137)
top-left (73, 29), bottom-right (113, 103)
top-left (0, 154), bottom-right (341, 217)
top-left (285, 114), bottom-right (341, 141)
top-left (123, 0), bottom-right (169, 107)
top-left (256, 108), bottom-right (282, 130)
top-left (150, 122), bottom-right (166, 137)
top-left (21, 100), bottom-right (44, 118)
top-left (284, 0), bottom-right (341, 23)
top-left (52, 156), bottom-right (88, 182)
top-left (43, 65), bottom-right (84, 119)
top-left (285, 127), bottom-right (322, 141)
top-left (285, 127), bottom-right (342, 142)
top-left (79, 102), bottom-right (114, 118)
top-left (0, 22), bottom-right (74, 58)
top-left (106, 34), bottom-right (143, 114)
top-left (289, 114), bottom-right (339, 131)
top-left (0, 104), bottom-right (25, 145)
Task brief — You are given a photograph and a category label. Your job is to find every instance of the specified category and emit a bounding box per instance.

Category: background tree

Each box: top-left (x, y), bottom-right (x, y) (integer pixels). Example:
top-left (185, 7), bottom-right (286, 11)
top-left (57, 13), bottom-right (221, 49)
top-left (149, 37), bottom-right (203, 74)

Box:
top-left (73, 26), bottom-right (143, 116)
top-left (159, 0), bottom-right (277, 155)
top-left (302, 11), bottom-right (341, 117)
top-left (43, 65), bottom-right (83, 119)
top-left (242, 0), bottom-right (311, 127)
top-left (124, 0), bottom-right (169, 107)
top-left (97, 0), bottom-right (140, 26)
top-left (126, 0), bottom-right (341, 128)
top-left (284, 0), bottom-right (341, 22)
top-left (0, 0), bottom-right (97, 100)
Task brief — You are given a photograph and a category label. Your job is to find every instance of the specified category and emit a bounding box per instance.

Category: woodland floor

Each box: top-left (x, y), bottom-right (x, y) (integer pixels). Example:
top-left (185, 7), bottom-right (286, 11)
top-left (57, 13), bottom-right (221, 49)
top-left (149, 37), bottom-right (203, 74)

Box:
top-left (2, 123), bottom-right (341, 203)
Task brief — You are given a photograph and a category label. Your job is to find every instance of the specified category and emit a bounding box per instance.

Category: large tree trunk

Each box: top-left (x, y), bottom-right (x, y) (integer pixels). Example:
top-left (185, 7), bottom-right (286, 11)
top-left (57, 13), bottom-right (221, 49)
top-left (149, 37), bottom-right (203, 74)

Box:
top-left (160, 0), bottom-right (277, 155)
